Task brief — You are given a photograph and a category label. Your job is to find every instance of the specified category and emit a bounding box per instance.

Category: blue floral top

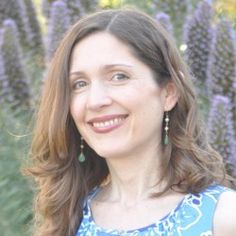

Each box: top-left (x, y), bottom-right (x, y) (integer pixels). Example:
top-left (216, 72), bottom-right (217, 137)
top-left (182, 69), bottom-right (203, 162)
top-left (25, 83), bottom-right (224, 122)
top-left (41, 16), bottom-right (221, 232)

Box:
top-left (76, 185), bottom-right (232, 236)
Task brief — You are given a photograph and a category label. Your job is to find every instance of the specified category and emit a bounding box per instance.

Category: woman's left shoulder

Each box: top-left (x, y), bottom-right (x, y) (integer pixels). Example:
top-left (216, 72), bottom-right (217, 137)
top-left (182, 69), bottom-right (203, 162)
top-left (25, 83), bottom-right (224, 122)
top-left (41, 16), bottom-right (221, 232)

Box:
top-left (213, 186), bottom-right (236, 236)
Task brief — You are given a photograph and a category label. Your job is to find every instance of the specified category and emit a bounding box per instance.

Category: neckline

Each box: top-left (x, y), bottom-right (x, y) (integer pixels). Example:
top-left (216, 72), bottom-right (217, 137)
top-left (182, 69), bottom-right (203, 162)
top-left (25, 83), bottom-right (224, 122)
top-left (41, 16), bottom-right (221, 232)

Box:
top-left (84, 187), bottom-right (192, 234)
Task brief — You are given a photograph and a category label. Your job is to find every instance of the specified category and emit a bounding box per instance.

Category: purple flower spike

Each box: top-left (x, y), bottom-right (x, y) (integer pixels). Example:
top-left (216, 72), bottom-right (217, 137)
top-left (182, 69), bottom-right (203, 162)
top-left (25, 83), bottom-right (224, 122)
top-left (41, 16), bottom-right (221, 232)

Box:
top-left (207, 19), bottom-right (236, 131)
top-left (46, 0), bottom-right (71, 61)
top-left (0, 19), bottom-right (31, 110)
top-left (152, 0), bottom-right (190, 42)
top-left (208, 95), bottom-right (236, 178)
top-left (183, 0), bottom-right (213, 88)
top-left (155, 12), bottom-right (174, 37)
top-left (0, 0), bottom-right (31, 47)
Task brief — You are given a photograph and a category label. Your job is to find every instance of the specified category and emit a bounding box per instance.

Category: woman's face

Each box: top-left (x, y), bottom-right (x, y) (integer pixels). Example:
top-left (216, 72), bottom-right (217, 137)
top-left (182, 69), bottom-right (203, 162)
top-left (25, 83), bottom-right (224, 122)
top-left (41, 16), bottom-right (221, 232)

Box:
top-left (69, 32), bottom-right (172, 159)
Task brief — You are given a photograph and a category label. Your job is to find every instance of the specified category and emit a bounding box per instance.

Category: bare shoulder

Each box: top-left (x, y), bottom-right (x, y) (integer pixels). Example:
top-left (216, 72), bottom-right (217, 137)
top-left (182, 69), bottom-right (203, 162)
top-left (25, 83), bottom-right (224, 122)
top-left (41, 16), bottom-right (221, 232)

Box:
top-left (214, 189), bottom-right (236, 236)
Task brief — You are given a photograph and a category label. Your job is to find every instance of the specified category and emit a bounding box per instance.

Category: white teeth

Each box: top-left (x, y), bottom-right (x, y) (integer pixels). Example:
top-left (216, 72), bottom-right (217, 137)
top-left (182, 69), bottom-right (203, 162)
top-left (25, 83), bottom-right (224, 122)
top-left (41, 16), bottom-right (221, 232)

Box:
top-left (92, 117), bottom-right (125, 128)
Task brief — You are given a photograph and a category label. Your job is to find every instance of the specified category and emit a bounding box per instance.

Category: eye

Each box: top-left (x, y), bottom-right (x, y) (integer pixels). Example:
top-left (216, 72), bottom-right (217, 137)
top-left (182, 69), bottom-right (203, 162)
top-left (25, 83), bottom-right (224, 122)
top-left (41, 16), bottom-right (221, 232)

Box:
top-left (71, 80), bottom-right (89, 91)
top-left (111, 73), bottom-right (130, 81)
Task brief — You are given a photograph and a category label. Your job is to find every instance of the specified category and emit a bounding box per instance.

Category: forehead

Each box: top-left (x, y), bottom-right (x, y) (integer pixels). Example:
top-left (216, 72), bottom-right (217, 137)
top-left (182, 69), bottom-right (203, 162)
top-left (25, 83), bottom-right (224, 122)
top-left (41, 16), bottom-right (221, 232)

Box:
top-left (70, 32), bottom-right (140, 72)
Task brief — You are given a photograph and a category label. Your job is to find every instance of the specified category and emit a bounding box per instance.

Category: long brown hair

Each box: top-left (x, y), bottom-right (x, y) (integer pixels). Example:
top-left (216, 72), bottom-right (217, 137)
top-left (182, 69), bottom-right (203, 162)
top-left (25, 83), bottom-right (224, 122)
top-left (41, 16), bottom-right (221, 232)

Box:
top-left (25, 9), bottom-right (232, 236)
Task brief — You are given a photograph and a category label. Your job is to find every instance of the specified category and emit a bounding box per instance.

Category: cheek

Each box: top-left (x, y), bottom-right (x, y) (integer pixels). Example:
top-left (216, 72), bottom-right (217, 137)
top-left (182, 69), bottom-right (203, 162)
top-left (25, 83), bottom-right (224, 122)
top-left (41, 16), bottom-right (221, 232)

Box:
top-left (138, 93), bottom-right (164, 125)
top-left (70, 96), bottom-right (84, 123)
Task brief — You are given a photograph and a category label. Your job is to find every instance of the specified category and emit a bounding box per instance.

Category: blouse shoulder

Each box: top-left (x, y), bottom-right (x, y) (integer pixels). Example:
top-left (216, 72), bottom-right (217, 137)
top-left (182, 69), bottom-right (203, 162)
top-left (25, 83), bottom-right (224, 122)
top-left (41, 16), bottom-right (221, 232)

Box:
top-left (76, 184), bottom-right (235, 236)
top-left (213, 186), bottom-right (236, 236)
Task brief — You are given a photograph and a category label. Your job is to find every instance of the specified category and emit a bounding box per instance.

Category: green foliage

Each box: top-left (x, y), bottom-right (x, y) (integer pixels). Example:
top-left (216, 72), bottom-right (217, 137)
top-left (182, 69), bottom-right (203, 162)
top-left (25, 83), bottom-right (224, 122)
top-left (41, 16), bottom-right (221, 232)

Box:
top-left (121, 0), bottom-right (153, 13)
top-left (80, 0), bottom-right (99, 12)
top-left (0, 107), bottom-right (33, 236)
top-left (214, 0), bottom-right (236, 26)
top-left (99, 0), bottom-right (153, 12)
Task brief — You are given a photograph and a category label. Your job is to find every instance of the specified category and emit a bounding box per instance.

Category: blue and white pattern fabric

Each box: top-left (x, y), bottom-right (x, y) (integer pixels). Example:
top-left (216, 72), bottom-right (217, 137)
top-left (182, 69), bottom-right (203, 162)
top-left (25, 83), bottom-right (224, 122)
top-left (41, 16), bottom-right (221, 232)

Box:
top-left (76, 185), bottom-right (232, 236)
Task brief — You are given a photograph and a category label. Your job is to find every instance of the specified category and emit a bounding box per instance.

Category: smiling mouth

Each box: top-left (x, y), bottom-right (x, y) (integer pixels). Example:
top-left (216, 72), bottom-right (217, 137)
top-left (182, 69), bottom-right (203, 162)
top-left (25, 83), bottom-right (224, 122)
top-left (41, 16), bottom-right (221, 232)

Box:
top-left (92, 117), bottom-right (126, 127)
top-left (88, 115), bottom-right (128, 133)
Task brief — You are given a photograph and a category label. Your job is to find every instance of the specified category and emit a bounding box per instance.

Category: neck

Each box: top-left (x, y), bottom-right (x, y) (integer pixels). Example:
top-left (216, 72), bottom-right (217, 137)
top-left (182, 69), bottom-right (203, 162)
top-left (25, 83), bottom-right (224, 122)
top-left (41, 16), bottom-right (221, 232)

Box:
top-left (104, 145), bottom-right (165, 206)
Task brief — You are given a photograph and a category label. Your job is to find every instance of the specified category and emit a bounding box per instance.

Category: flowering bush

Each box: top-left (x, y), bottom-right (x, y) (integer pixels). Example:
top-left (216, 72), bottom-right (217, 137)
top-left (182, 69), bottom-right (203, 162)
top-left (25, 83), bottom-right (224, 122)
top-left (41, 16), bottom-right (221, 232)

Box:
top-left (46, 0), bottom-right (71, 61)
top-left (183, 0), bottom-right (213, 87)
top-left (0, 0), bottom-right (31, 47)
top-left (207, 19), bottom-right (236, 131)
top-left (153, 0), bottom-right (190, 42)
top-left (155, 12), bottom-right (174, 36)
top-left (208, 95), bottom-right (236, 177)
top-left (0, 19), bottom-right (31, 110)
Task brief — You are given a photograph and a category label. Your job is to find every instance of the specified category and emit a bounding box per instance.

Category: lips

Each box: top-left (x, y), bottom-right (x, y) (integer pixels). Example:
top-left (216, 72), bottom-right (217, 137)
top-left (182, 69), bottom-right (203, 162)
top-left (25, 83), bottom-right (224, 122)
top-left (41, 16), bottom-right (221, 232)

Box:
top-left (87, 114), bottom-right (128, 133)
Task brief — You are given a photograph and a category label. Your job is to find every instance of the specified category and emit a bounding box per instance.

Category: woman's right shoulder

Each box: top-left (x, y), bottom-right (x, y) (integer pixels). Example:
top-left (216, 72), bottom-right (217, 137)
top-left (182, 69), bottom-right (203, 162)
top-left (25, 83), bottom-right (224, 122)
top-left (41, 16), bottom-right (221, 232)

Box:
top-left (213, 188), bottom-right (236, 236)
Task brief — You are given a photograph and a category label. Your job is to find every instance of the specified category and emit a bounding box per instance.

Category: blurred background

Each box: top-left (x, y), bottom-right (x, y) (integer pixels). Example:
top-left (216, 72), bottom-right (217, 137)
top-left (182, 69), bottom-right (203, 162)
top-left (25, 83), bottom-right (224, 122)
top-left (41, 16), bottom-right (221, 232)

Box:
top-left (0, 0), bottom-right (236, 235)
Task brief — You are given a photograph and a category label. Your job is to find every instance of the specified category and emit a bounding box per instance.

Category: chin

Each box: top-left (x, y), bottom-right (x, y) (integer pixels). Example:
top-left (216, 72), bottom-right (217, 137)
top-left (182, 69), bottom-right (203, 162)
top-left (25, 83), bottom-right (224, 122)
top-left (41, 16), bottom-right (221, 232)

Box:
top-left (94, 148), bottom-right (125, 160)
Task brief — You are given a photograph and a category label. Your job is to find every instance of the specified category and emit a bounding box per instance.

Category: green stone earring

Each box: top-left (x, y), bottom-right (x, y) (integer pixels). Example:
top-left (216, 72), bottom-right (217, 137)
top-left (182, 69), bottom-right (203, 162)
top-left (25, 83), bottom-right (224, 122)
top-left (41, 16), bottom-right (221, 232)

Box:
top-left (78, 137), bottom-right (86, 163)
top-left (163, 112), bottom-right (169, 145)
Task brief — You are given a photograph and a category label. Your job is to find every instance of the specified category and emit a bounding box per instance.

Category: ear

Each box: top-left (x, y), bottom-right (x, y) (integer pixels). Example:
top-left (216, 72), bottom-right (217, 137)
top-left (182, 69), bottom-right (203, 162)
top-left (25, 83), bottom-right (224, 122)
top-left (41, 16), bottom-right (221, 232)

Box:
top-left (163, 82), bottom-right (179, 111)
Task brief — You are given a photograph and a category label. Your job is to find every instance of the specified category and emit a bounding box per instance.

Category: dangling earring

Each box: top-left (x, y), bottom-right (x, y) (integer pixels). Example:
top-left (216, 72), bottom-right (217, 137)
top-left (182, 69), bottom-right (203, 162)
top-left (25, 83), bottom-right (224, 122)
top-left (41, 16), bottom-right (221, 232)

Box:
top-left (78, 136), bottom-right (86, 162)
top-left (163, 112), bottom-right (169, 145)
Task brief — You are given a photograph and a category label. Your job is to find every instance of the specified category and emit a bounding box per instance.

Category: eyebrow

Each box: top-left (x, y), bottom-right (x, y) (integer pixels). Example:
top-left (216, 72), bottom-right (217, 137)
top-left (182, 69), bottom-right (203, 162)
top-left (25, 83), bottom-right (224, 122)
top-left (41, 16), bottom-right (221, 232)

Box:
top-left (69, 63), bottom-right (133, 78)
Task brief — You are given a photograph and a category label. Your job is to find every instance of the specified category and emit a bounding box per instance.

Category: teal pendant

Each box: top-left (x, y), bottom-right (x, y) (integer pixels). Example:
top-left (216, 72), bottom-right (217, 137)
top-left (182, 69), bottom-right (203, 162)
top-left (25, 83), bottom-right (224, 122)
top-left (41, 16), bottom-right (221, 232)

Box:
top-left (78, 152), bottom-right (85, 162)
top-left (164, 135), bottom-right (169, 145)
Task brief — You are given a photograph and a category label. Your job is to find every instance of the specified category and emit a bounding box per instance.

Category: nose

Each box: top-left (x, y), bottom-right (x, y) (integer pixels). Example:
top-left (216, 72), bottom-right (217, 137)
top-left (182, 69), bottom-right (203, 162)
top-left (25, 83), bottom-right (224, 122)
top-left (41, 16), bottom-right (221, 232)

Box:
top-left (86, 81), bottom-right (112, 111)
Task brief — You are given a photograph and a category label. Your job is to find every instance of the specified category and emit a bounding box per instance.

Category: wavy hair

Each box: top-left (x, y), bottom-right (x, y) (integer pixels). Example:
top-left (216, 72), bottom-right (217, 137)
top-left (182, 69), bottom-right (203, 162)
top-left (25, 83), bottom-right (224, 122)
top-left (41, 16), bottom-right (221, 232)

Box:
top-left (25, 9), bottom-right (232, 236)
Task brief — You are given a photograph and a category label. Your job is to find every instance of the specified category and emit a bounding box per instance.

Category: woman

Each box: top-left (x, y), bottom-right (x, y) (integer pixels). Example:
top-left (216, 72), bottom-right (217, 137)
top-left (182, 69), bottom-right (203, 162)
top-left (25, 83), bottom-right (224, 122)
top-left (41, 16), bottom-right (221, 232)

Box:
top-left (26, 9), bottom-right (236, 236)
